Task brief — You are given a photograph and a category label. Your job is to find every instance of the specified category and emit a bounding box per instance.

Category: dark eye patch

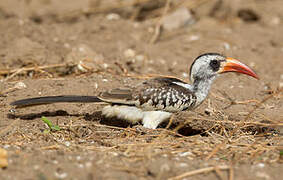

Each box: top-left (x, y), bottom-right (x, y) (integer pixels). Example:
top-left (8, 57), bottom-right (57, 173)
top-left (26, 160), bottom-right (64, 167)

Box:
top-left (209, 60), bottom-right (220, 71)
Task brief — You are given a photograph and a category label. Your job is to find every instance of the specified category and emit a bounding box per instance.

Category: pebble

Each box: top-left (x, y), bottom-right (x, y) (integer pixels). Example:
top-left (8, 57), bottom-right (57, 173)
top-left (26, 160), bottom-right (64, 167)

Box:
top-left (76, 156), bottom-right (81, 161)
top-left (223, 42), bottom-right (230, 50)
top-left (188, 35), bottom-right (200, 41)
top-left (162, 154), bottom-right (168, 157)
top-left (270, 16), bottom-right (280, 26)
top-left (85, 162), bottom-right (92, 168)
top-left (179, 151), bottom-right (193, 157)
top-left (135, 55), bottom-right (145, 62)
top-left (162, 7), bottom-right (195, 31)
top-left (159, 59), bottom-right (166, 65)
top-left (110, 152), bottom-right (119, 156)
top-left (238, 112), bottom-right (249, 115)
top-left (54, 171), bottom-right (68, 179)
top-left (106, 13), bottom-right (120, 20)
top-left (63, 43), bottom-right (70, 48)
top-left (257, 163), bottom-right (265, 168)
top-left (9, 109), bottom-right (16, 113)
top-left (124, 49), bottom-right (136, 58)
top-left (3, 145), bottom-right (10, 149)
top-left (77, 163), bottom-right (84, 168)
top-left (102, 63), bottom-right (109, 68)
top-left (53, 160), bottom-right (58, 164)
top-left (78, 47), bottom-right (86, 52)
top-left (172, 61), bottom-right (177, 66)
top-left (178, 163), bottom-right (188, 167)
top-left (94, 83), bottom-right (98, 89)
top-left (33, 165), bottom-right (40, 170)
top-left (14, 82), bottom-right (26, 89)
top-left (64, 141), bottom-right (70, 147)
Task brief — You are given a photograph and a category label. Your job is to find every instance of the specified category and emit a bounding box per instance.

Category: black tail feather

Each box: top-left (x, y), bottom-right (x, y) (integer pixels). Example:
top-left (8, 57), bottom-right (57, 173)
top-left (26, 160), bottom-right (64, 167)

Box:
top-left (10, 95), bottom-right (103, 108)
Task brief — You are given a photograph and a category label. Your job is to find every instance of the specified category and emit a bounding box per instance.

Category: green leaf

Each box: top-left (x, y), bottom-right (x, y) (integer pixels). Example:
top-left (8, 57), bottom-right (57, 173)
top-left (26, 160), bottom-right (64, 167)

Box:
top-left (43, 129), bottom-right (50, 134)
top-left (41, 116), bottom-right (53, 129)
top-left (41, 116), bottom-right (61, 131)
top-left (52, 125), bottom-right (61, 131)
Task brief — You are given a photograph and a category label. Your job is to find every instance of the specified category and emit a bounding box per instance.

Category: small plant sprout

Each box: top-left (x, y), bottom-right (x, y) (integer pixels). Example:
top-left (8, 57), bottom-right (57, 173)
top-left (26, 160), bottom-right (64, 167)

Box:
top-left (41, 116), bottom-right (61, 132)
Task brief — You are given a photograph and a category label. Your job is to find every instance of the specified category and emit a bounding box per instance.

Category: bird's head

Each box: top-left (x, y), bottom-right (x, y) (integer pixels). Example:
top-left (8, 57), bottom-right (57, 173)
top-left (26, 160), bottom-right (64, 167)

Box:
top-left (189, 53), bottom-right (259, 83)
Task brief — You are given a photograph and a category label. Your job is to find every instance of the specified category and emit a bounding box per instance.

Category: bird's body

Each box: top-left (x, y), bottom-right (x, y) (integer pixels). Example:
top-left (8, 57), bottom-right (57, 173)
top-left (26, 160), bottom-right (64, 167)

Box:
top-left (11, 53), bottom-right (259, 129)
top-left (100, 77), bottom-right (197, 128)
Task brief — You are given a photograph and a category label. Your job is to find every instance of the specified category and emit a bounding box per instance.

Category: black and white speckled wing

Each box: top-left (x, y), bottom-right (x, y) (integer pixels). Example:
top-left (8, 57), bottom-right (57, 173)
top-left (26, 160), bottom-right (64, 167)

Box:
top-left (98, 77), bottom-right (197, 112)
top-left (132, 77), bottom-right (197, 112)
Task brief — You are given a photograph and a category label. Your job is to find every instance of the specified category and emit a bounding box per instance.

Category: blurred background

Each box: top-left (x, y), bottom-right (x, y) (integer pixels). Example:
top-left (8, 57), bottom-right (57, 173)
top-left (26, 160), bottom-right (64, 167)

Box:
top-left (0, 0), bottom-right (282, 79)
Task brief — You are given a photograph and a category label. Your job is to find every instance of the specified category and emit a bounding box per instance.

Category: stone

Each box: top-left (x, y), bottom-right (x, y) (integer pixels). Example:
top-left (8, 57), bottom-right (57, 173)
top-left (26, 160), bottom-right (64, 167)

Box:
top-left (162, 7), bottom-right (195, 31)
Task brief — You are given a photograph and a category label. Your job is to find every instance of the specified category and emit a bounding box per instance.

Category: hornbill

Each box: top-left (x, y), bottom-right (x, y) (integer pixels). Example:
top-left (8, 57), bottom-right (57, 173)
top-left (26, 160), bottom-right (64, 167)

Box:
top-left (11, 53), bottom-right (259, 129)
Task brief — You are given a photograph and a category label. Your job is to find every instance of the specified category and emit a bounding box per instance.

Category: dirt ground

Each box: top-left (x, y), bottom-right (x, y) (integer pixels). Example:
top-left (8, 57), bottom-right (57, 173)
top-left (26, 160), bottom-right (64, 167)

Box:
top-left (0, 0), bottom-right (282, 179)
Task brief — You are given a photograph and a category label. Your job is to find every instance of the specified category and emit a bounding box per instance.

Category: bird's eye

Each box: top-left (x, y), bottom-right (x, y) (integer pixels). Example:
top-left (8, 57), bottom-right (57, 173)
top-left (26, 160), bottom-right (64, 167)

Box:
top-left (209, 60), bottom-right (220, 71)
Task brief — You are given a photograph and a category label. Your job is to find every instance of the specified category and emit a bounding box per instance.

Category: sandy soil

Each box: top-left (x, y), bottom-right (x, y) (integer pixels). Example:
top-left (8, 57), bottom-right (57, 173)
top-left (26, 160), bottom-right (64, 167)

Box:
top-left (0, 0), bottom-right (282, 179)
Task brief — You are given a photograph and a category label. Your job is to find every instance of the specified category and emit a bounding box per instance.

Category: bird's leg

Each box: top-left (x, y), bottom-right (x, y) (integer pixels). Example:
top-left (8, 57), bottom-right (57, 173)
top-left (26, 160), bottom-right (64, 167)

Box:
top-left (142, 111), bottom-right (172, 129)
top-left (165, 114), bottom-right (175, 129)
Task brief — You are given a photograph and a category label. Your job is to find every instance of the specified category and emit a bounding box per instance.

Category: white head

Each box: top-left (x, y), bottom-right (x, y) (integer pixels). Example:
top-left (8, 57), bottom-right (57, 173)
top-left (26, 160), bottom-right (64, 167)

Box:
top-left (189, 53), bottom-right (259, 84)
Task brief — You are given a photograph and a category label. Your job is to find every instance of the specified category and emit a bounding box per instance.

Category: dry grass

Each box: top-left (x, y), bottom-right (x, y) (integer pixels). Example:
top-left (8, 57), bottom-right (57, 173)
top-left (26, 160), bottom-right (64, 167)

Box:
top-left (1, 52), bottom-right (282, 179)
top-left (2, 86), bottom-right (282, 179)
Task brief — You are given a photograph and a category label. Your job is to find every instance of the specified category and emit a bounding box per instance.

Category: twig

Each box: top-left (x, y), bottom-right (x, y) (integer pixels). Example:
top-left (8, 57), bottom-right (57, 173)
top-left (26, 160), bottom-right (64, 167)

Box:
top-left (0, 63), bottom-right (73, 79)
top-left (91, 123), bottom-right (137, 132)
top-left (165, 114), bottom-right (174, 129)
top-left (212, 91), bottom-right (260, 109)
top-left (150, 0), bottom-right (171, 44)
top-left (214, 166), bottom-right (225, 180)
top-left (185, 116), bottom-right (283, 127)
top-left (229, 88), bottom-right (283, 136)
top-left (168, 165), bottom-right (230, 180)
top-left (245, 88), bottom-right (283, 121)
top-left (205, 143), bottom-right (224, 161)
top-left (114, 61), bottom-right (129, 75)
top-left (4, 68), bottom-right (24, 81)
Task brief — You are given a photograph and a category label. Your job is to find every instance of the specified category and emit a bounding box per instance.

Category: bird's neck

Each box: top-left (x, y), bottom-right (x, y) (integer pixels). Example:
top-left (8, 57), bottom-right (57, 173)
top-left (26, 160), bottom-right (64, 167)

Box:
top-left (192, 76), bottom-right (216, 106)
